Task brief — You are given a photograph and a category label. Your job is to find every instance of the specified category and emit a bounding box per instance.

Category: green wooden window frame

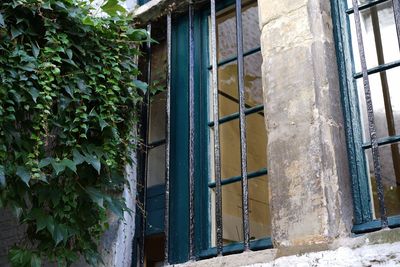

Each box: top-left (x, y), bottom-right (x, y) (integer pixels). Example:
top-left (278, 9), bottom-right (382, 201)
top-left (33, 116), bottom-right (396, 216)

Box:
top-left (138, 0), bottom-right (149, 5)
top-left (331, 0), bottom-right (400, 234)
top-left (168, 0), bottom-right (272, 263)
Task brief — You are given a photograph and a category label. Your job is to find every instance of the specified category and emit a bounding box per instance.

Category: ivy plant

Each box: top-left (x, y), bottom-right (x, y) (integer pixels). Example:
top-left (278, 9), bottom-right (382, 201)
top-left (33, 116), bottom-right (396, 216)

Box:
top-left (0, 0), bottom-right (149, 266)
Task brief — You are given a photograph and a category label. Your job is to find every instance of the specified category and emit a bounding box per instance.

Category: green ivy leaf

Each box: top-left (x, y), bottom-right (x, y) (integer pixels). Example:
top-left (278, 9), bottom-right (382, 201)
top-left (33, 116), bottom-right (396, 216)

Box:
top-left (38, 157), bottom-right (53, 168)
top-left (99, 118), bottom-right (108, 131)
top-left (133, 80), bottom-right (148, 94)
top-left (101, 0), bottom-right (126, 16)
top-left (107, 198), bottom-right (125, 219)
top-left (66, 49), bottom-right (73, 60)
top-left (86, 187), bottom-right (104, 208)
top-left (51, 161), bottom-right (65, 175)
top-left (85, 154), bottom-right (101, 174)
top-left (31, 42), bottom-right (40, 58)
top-left (28, 87), bottom-right (40, 103)
top-left (73, 149), bottom-right (85, 165)
top-left (10, 26), bottom-right (22, 39)
top-left (60, 159), bottom-right (76, 173)
top-left (0, 12), bottom-right (5, 28)
top-left (16, 166), bottom-right (30, 186)
top-left (0, 165), bottom-right (5, 188)
top-left (31, 254), bottom-right (41, 267)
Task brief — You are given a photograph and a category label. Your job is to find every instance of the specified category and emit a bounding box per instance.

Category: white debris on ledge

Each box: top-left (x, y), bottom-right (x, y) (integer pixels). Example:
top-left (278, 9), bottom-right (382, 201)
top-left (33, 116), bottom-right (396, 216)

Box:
top-left (246, 242), bottom-right (400, 267)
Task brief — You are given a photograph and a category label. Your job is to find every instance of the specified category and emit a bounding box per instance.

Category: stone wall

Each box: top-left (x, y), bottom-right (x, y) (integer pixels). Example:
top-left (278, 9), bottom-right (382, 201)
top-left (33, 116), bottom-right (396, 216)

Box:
top-left (259, 0), bottom-right (353, 247)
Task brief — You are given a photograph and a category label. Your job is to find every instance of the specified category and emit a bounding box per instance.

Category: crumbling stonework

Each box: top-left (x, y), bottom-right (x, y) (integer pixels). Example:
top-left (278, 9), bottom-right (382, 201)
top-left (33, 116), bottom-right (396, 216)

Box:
top-left (259, 0), bottom-right (353, 247)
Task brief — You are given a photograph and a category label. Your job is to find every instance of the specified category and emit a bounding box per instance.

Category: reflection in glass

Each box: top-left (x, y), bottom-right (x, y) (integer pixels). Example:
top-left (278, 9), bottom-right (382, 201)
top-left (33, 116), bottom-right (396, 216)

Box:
top-left (216, 1), bottom-right (260, 62)
top-left (218, 119), bottom-right (241, 179)
top-left (246, 112), bottom-right (267, 173)
top-left (348, 1), bottom-right (400, 72)
top-left (366, 145), bottom-right (400, 218)
top-left (210, 175), bottom-right (270, 245)
top-left (214, 52), bottom-right (263, 118)
top-left (149, 91), bottom-right (167, 143)
top-left (147, 145), bottom-right (166, 188)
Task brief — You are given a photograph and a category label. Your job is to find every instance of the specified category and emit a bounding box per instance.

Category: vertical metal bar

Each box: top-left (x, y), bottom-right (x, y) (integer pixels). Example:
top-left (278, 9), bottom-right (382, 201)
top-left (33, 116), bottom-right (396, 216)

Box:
top-left (210, 0), bottom-right (223, 256)
top-left (392, 0), bottom-right (400, 48)
top-left (370, 7), bottom-right (400, 185)
top-left (139, 23), bottom-right (152, 267)
top-left (164, 12), bottom-right (172, 266)
top-left (235, 0), bottom-right (250, 250)
top-left (352, 0), bottom-right (388, 227)
top-left (188, 3), bottom-right (196, 261)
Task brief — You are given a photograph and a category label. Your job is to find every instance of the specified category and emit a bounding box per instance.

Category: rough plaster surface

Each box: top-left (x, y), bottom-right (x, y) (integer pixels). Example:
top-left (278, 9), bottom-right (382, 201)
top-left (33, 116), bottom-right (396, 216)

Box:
top-left (246, 242), bottom-right (400, 267)
top-left (98, 157), bottom-right (137, 267)
top-left (259, 0), bottom-right (353, 247)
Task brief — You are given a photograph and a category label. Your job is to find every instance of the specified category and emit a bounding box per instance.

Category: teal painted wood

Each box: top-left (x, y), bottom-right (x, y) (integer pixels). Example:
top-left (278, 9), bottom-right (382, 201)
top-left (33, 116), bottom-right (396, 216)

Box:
top-left (353, 59), bottom-right (400, 79)
top-left (352, 215), bottom-right (400, 234)
top-left (145, 186), bottom-right (165, 235)
top-left (169, 13), bottom-right (190, 264)
top-left (331, 0), bottom-right (373, 224)
top-left (198, 238), bottom-right (273, 259)
top-left (138, 0), bottom-right (149, 5)
top-left (362, 135), bottom-right (400, 149)
top-left (167, 0), bottom-right (272, 263)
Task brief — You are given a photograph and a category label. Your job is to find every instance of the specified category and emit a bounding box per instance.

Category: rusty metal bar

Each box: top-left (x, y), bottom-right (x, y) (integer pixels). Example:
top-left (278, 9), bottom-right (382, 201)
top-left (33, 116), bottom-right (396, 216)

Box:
top-left (370, 6), bottom-right (400, 186)
top-left (139, 23), bottom-right (152, 267)
top-left (235, 0), bottom-right (250, 250)
top-left (352, 0), bottom-right (388, 228)
top-left (164, 12), bottom-right (172, 265)
top-left (188, 3), bottom-right (196, 260)
top-left (210, 0), bottom-right (223, 256)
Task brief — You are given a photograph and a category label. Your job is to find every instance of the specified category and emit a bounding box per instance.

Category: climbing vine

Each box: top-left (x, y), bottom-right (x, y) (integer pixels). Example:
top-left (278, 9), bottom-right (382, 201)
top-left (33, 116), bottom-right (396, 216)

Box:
top-left (0, 0), bottom-right (148, 266)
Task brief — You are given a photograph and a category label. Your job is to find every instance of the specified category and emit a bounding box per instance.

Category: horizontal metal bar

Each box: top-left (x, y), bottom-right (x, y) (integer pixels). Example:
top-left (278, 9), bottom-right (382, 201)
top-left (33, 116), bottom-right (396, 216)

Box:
top-left (148, 139), bottom-right (166, 148)
top-left (346, 0), bottom-right (390, 14)
top-left (208, 168), bottom-right (268, 188)
top-left (207, 47), bottom-right (261, 70)
top-left (353, 60), bottom-right (400, 79)
top-left (208, 104), bottom-right (264, 127)
top-left (362, 135), bottom-right (400, 149)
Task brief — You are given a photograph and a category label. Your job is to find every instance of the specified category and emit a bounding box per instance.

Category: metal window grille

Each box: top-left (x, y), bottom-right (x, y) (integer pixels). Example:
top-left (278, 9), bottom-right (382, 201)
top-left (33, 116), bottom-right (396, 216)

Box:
top-left (137, 1), bottom-right (268, 265)
top-left (339, 0), bottom-right (400, 229)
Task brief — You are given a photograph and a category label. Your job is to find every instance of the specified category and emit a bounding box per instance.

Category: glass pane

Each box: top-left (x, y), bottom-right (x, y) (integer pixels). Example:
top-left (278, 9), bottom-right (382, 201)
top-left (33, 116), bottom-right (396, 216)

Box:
top-left (249, 175), bottom-right (271, 240)
top-left (366, 144), bottom-right (400, 218)
top-left (246, 112), bottom-right (267, 173)
top-left (148, 91), bottom-right (167, 143)
top-left (147, 145), bottom-right (166, 188)
top-left (244, 51), bottom-right (263, 107)
top-left (219, 119), bottom-right (241, 179)
top-left (216, 1), bottom-right (260, 62)
top-left (357, 68), bottom-right (400, 142)
top-left (210, 176), bottom-right (270, 245)
top-left (212, 53), bottom-right (262, 119)
top-left (217, 61), bottom-right (239, 118)
top-left (348, 1), bottom-right (400, 72)
top-left (151, 40), bottom-right (167, 86)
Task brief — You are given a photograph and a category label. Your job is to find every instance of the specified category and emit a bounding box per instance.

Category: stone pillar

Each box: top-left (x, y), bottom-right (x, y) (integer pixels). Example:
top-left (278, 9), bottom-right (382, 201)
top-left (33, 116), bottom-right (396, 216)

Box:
top-left (258, 0), bottom-right (354, 248)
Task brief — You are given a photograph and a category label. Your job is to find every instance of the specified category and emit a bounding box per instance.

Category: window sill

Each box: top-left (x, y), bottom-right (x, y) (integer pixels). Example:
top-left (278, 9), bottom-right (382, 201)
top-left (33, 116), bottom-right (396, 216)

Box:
top-left (198, 238), bottom-right (273, 259)
top-left (174, 246), bottom-right (277, 267)
top-left (352, 215), bottom-right (400, 234)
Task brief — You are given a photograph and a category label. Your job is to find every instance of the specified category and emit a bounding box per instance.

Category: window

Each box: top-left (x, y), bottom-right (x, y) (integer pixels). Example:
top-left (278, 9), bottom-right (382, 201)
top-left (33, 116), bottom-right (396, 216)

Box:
top-left (332, 0), bottom-right (400, 232)
top-left (135, 0), bottom-right (271, 265)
